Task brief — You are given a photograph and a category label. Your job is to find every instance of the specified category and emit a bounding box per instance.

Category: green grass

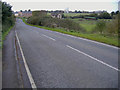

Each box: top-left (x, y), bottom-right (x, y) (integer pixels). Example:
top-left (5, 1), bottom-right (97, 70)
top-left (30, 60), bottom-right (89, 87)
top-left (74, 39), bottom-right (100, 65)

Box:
top-left (1, 24), bottom-right (14, 48)
top-left (69, 18), bottom-right (114, 32)
top-left (80, 24), bottom-right (96, 32)
top-left (64, 13), bottom-right (90, 17)
top-left (47, 13), bottom-right (90, 17)
top-left (22, 18), bottom-right (119, 47)
top-left (69, 18), bottom-right (96, 32)
top-left (2, 25), bottom-right (14, 41)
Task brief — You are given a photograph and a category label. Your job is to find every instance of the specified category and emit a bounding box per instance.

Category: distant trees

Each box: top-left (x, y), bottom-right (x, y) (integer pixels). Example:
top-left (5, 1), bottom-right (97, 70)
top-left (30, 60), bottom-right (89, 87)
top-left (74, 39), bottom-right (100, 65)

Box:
top-left (28, 9), bottom-right (31, 12)
top-left (111, 11), bottom-right (115, 16)
top-left (97, 12), bottom-right (111, 19)
top-left (65, 12), bottom-right (112, 19)
top-left (111, 11), bottom-right (119, 18)
top-left (32, 11), bottom-right (47, 17)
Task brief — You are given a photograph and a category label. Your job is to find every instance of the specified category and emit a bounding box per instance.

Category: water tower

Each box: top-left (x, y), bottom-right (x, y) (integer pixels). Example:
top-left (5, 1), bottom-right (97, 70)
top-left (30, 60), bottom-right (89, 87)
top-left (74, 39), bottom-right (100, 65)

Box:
top-left (64, 8), bottom-right (69, 13)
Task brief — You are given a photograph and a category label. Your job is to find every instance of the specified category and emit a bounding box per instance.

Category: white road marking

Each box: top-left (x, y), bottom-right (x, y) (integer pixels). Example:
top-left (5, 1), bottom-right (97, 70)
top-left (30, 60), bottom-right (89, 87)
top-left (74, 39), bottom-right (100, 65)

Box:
top-left (42, 34), bottom-right (56, 41)
top-left (66, 45), bottom-right (119, 71)
top-left (54, 31), bottom-right (118, 49)
top-left (15, 31), bottom-right (37, 89)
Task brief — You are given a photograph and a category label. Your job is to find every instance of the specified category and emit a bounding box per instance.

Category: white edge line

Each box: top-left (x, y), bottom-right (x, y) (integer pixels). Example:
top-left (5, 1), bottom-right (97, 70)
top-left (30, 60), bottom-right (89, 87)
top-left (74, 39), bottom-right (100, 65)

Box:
top-left (14, 38), bottom-right (17, 61)
top-left (15, 31), bottom-right (37, 89)
top-left (66, 45), bottom-right (119, 71)
top-left (55, 31), bottom-right (118, 49)
top-left (42, 34), bottom-right (56, 41)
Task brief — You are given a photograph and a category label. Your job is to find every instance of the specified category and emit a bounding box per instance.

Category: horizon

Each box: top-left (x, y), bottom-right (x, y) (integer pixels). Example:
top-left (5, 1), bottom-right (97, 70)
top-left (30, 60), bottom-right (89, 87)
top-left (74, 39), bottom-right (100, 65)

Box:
top-left (2, 0), bottom-right (119, 13)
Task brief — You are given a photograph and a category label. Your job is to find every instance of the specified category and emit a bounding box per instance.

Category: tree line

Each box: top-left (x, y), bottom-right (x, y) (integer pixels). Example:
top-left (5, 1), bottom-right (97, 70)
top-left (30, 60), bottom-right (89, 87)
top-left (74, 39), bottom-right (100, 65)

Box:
top-left (2, 1), bottom-right (15, 33)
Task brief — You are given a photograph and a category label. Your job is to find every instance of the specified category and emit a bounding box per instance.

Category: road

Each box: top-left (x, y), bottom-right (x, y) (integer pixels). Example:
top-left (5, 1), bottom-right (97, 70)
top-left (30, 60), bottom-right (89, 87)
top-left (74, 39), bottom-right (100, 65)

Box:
top-left (3, 19), bottom-right (119, 88)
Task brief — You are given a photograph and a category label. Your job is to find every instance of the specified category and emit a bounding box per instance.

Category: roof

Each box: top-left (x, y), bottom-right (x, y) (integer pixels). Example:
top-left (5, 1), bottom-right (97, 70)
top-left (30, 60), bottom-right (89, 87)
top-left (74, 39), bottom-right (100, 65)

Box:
top-left (22, 11), bottom-right (32, 14)
top-left (14, 12), bottom-right (18, 14)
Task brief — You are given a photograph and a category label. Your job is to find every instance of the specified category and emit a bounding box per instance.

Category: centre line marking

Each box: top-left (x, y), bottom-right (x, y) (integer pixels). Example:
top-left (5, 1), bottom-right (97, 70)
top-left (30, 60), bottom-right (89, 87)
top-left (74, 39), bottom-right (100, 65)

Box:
top-left (66, 45), bottom-right (119, 71)
top-left (42, 34), bottom-right (56, 41)
top-left (15, 31), bottom-right (37, 89)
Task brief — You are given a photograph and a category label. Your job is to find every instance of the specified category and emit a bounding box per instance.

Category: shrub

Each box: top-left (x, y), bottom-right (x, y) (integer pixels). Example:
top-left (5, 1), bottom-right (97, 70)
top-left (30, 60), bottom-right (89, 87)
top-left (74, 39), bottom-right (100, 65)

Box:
top-left (2, 1), bottom-right (15, 33)
top-left (106, 15), bottom-right (119, 36)
top-left (27, 16), bottom-right (86, 33)
top-left (94, 20), bottom-right (106, 34)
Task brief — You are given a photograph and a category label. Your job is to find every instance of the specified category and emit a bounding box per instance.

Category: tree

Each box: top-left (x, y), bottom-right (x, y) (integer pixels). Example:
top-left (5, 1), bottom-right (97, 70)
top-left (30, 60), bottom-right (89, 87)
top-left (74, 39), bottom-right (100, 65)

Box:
top-left (90, 13), bottom-right (98, 17)
top-left (75, 10), bottom-right (77, 13)
top-left (25, 10), bottom-right (27, 12)
top-left (2, 1), bottom-right (15, 32)
top-left (96, 21), bottom-right (106, 34)
top-left (98, 12), bottom-right (111, 19)
top-left (28, 9), bottom-right (31, 12)
top-left (2, 2), bottom-right (12, 23)
top-left (115, 11), bottom-right (119, 15)
top-left (111, 11), bottom-right (115, 16)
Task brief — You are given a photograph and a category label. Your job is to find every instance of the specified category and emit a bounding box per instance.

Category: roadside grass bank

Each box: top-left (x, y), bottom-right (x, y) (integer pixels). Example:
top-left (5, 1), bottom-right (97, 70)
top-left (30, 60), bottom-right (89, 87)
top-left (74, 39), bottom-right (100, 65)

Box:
top-left (22, 18), bottom-right (119, 47)
top-left (1, 24), bottom-right (15, 48)
top-left (2, 25), bottom-right (14, 41)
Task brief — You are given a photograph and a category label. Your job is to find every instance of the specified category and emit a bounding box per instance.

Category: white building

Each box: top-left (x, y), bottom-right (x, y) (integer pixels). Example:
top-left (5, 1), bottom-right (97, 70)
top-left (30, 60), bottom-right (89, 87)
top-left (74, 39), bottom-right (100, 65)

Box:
top-left (64, 8), bottom-right (69, 13)
top-left (118, 1), bottom-right (120, 12)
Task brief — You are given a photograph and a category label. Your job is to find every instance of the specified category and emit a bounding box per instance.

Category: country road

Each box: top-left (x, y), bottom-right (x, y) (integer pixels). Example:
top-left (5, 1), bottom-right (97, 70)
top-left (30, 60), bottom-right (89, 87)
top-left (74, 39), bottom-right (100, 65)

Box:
top-left (3, 19), bottom-right (119, 88)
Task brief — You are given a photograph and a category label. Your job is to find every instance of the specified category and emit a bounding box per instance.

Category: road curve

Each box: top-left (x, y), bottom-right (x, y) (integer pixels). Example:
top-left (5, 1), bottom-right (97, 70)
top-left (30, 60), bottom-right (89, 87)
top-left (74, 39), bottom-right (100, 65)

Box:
top-left (15, 19), bottom-right (118, 88)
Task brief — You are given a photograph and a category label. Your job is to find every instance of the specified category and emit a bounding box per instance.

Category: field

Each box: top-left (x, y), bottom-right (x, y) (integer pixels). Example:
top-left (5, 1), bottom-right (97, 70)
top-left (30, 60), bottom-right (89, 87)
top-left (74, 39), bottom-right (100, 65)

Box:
top-left (47, 13), bottom-right (90, 17)
top-left (69, 18), bottom-right (96, 32)
top-left (64, 13), bottom-right (90, 17)
top-left (70, 18), bottom-right (113, 32)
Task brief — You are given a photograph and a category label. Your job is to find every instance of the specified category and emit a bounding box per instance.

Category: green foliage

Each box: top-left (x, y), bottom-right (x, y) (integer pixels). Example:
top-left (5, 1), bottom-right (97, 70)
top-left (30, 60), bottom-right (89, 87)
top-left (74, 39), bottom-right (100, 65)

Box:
top-left (95, 20), bottom-right (106, 34)
top-left (106, 14), bottom-right (119, 36)
top-left (32, 11), bottom-right (47, 17)
top-left (98, 12), bottom-right (111, 19)
top-left (27, 16), bottom-right (85, 33)
top-left (2, 1), bottom-right (15, 39)
top-left (23, 18), bottom-right (119, 47)
top-left (2, 2), bottom-right (12, 23)
top-left (89, 13), bottom-right (98, 17)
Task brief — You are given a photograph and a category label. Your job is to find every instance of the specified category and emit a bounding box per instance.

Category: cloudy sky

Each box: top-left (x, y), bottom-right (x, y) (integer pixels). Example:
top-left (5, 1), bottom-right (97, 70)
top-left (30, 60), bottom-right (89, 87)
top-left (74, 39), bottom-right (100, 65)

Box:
top-left (2, 0), bottom-right (120, 12)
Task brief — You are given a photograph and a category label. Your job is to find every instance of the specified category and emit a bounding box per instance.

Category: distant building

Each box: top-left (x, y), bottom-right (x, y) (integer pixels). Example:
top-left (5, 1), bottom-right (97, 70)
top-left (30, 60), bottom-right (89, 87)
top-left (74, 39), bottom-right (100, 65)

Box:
top-left (14, 12), bottom-right (19, 17)
top-left (18, 11), bottom-right (32, 18)
top-left (64, 8), bottom-right (69, 13)
top-left (118, 1), bottom-right (120, 12)
top-left (51, 12), bottom-right (63, 19)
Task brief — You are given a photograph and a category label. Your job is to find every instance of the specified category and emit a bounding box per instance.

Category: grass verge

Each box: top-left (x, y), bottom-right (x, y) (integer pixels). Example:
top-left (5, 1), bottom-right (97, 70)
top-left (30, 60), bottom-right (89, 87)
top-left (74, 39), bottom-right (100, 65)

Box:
top-left (1, 24), bottom-right (14, 48)
top-left (22, 18), bottom-right (119, 47)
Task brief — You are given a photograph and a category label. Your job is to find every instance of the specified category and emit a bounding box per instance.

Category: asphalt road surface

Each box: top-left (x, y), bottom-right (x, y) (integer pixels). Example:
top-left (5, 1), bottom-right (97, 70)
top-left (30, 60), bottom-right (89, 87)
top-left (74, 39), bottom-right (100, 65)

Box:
top-left (3, 19), bottom-right (119, 88)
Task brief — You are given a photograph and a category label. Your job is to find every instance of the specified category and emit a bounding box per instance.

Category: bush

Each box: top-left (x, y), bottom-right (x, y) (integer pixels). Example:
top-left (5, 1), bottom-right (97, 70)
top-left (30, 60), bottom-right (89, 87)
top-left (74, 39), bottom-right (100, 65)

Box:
top-left (106, 15), bottom-right (119, 36)
top-left (97, 12), bottom-right (112, 19)
top-left (2, 1), bottom-right (15, 33)
top-left (94, 20), bottom-right (106, 34)
top-left (27, 16), bottom-right (86, 33)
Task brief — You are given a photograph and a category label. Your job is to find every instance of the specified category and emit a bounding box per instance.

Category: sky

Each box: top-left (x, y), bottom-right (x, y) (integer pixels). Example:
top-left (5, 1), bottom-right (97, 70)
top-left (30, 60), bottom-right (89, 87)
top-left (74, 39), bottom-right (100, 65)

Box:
top-left (2, 0), bottom-right (120, 12)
